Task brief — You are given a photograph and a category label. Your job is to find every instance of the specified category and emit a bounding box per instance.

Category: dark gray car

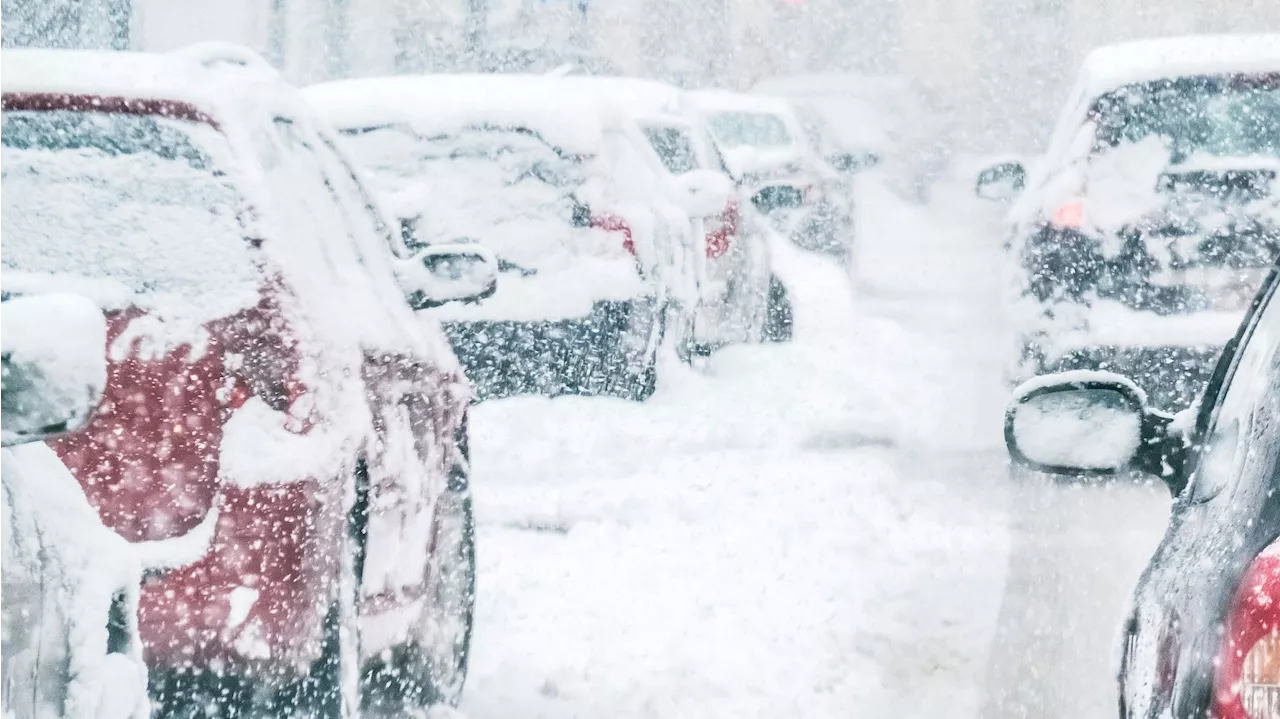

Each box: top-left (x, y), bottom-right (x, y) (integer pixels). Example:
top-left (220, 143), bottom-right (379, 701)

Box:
top-left (1004, 262), bottom-right (1280, 718)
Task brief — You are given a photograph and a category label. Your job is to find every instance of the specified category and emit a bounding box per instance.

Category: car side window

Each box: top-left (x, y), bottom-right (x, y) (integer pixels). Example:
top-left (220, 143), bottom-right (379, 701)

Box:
top-left (1188, 280), bottom-right (1280, 503)
top-left (643, 126), bottom-right (699, 174)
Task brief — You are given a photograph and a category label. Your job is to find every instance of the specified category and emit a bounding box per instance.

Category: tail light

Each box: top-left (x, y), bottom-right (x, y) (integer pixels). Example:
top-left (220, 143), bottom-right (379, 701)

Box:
top-left (1215, 539), bottom-right (1280, 719)
top-left (704, 200), bottom-right (739, 259)
top-left (589, 212), bottom-right (636, 257)
top-left (1051, 199), bottom-right (1086, 229)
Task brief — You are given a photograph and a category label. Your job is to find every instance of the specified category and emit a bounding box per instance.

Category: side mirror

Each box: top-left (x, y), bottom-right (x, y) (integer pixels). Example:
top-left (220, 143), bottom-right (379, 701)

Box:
top-left (1005, 371), bottom-right (1183, 482)
top-left (975, 160), bottom-right (1027, 201)
top-left (827, 151), bottom-right (879, 174)
top-left (2, 294), bottom-right (108, 447)
top-left (397, 243), bottom-right (499, 311)
top-left (673, 169), bottom-right (735, 218)
top-left (751, 184), bottom-right (805, 214)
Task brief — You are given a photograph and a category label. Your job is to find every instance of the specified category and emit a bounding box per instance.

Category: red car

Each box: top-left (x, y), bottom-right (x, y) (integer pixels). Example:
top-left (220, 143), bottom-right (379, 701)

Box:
top-left (1, 44), bottom-right (497, 717)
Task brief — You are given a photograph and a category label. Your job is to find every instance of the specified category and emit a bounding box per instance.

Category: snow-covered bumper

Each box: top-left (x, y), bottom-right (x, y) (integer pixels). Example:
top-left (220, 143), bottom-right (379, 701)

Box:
top-left (440, 298), bottom-right (660, 402)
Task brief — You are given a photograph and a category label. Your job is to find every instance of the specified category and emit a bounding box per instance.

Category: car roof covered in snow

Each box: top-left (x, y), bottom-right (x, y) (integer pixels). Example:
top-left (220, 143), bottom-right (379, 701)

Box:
top-left (302, 74), bottom-right (609, 156)
top-left (1079, 34), bottom-right (1280, 97)
top-left (555, 76), bottom-right (692, 126)
top-left (2, 44), bottom-right (289, 116)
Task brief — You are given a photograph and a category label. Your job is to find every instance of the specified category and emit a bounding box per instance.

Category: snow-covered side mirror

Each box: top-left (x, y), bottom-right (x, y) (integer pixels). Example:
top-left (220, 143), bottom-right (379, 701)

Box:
top-left (397, 243), bottom-right (499, 311)
top-left (1, 294), bottom-right (108, 447)
top-left (975, 160), bottom-right (1027, 201)
top-left (1004, 371), bottom-right (1183, 481)
top-left (673, 169), bottom-right (735, 218)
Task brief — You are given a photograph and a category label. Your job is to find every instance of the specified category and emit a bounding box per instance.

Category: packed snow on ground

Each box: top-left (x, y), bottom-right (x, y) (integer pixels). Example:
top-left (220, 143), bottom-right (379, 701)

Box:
top-left (459, 179), bottom-right (1014, 719)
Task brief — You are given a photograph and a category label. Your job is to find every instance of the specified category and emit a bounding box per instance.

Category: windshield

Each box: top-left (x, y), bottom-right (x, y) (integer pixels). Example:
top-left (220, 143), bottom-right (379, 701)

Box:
top-left (1, 110), bottom-right (258, 317)
top-left (706, 111), bottom-right (793, 148)
top-left (1092, 74), bottom-right (1280, 161)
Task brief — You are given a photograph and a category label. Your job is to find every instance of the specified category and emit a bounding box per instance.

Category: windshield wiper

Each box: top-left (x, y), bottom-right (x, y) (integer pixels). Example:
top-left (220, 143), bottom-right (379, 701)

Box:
top-left (497, 257), bottom-right (538, 277)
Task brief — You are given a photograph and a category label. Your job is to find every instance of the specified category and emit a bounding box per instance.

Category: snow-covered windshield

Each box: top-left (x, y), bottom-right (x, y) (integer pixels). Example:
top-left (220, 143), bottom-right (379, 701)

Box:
top-left (1092, 75), bottom-right (1280, 161)
top-left (338, 124), bottom-right (587, 252)
top-left (706, 111), bottom-right (793, 148)
top-left (0, 110), bottom-right (257, 318)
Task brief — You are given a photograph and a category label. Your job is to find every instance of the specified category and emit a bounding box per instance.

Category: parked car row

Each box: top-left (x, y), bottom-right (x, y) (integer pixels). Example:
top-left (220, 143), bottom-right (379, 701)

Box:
top-left (991, 34), bottom-right (1280, 719)
top-left (0, 42), bottom-right (869, 719)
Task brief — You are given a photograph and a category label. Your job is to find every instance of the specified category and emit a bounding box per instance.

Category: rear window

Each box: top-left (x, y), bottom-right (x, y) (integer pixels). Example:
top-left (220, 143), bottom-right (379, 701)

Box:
top-left (1, 109), bottom-right (259, 317)
top-left (337, 124), bottom-right (594, 266)
top-left (1091, 74), bottom-right (1280, 161)
top-left (642, 126), bottom-right (700, 174)
top-left (706, 111), bottom-right (793, 149)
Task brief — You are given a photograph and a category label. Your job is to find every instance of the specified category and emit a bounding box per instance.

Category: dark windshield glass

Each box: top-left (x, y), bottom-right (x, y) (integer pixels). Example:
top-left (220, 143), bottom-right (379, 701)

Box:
top-left (642, 126), bottom-right (699, 174)
top-left (1092, 74), bottom-right (1280, 161)
top-left (1, 110), bottom-right (258, 316)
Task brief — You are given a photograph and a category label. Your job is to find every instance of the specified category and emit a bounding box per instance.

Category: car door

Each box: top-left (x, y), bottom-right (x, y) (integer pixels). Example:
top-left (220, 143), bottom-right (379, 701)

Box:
top-left (1121, 270), bottom-right (1280, 719)
top-left (265, 116), bottom-right (467, 654)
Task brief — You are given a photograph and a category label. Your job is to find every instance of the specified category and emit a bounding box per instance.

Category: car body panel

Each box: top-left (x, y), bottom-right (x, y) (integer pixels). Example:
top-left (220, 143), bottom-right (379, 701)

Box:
top-left (2, 46), bottom-right (472, 686)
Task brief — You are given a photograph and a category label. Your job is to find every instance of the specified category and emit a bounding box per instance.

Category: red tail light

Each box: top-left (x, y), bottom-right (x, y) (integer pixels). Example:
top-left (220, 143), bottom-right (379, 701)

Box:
top-left (1216, 539), bottom-right (1280, 719)
top-left (1051, 199), bottom-right (1086, 229)
top-left (704, 200), bottom-right (738, 259)
top-left (589, 213), bottom-right (636, 256)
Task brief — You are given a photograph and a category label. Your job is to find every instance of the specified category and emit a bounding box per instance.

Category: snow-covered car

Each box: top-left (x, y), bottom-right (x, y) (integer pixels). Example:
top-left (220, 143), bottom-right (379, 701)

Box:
top-left (561, 76), bottom-right (794, 350)
top-left (305, 73), bottom-right (734, 400)
top-left (2, 45), bottom-right (494, 716)
top-left (687, 89), bottom-right (853, 261)
top-left (2, 293), bottom-right (149, 719)
top-left (988, 35), bottom-right (1280, 411)
top-left (752, 73), bottom-right (947, 203)
top-left (1002, 260), bottom-right (1280, 719)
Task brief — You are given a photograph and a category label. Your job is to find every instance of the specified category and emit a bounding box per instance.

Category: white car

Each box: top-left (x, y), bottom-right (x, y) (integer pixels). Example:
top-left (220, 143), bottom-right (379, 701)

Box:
top-left (753, 73), bottom-right (948, 203)
top-left (980, 34), bottom-right (1280, 412)
top-left (2, 294), bottom-right (149, 719)
top-left (560, 76), bottom-right (793, 350)
top-left (687, 89), bottom-right (853, 261)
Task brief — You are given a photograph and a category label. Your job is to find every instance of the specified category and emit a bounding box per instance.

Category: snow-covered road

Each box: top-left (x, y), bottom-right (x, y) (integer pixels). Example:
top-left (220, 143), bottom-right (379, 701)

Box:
top-left (458, 178), bottom-right (1171, 718)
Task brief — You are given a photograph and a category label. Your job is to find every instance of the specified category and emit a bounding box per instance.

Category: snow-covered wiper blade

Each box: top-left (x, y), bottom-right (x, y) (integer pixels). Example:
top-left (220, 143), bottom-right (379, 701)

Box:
top-left (497, 257), bottom-right (538, 277)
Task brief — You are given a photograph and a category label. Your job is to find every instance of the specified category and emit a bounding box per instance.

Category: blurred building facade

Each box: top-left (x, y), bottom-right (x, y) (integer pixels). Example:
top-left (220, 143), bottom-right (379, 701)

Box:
top-left (5, 0), bottom-right (1280, 154)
